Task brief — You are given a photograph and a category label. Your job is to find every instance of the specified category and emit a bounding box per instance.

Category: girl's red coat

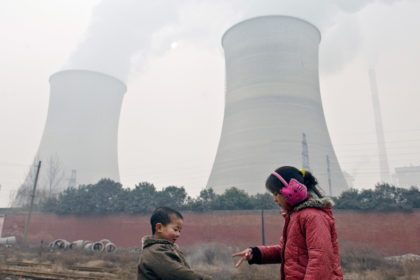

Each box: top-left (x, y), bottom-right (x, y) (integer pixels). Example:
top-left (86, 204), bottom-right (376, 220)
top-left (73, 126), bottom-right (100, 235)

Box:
top-left (257, 198), bottom-right (343, 280)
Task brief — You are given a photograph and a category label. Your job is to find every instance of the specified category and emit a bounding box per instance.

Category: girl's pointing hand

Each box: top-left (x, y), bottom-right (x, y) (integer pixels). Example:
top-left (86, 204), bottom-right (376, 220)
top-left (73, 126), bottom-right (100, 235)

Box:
top-left (232, 248), bottom-right (253, 268)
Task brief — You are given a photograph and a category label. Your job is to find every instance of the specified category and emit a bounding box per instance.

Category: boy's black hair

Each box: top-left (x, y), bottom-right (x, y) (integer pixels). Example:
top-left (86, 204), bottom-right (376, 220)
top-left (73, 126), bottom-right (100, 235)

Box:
top-left (266, 166), bottom-right (323, 198)
top-left (150, 207), bottom-right (183, 234)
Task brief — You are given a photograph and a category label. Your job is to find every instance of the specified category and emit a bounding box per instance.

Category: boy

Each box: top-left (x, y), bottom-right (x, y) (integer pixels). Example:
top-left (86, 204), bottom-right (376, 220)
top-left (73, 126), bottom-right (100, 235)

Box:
top-left (137, 207), bottom-right (212, 280)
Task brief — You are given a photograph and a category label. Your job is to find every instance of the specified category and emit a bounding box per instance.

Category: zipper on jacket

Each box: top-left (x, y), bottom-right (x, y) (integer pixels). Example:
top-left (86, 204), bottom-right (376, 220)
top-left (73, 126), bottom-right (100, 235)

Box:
top-left (281, 213), bottom-right (291, 279)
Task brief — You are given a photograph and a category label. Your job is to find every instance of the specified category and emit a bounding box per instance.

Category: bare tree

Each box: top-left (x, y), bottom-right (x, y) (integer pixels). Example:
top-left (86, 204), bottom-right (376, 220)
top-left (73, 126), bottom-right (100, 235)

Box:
top-left (44, 154), bottom-right (65, 198)
top-left (12, 158), bottom-right (39, 207)
top-left (8, 189), bottom-right (16, 207)
top-left (13, 154), bottom-right (65, 207)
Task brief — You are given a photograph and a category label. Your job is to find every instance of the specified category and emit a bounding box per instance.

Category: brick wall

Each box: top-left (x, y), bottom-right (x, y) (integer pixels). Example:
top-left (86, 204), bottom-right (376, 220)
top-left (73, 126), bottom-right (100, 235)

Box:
top-left (2, 210), bottom-right (419, 256)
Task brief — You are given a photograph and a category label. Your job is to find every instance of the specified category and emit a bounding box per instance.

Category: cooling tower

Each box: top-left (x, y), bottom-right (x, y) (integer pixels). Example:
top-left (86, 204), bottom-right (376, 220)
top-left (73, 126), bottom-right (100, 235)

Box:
top-left (207, 16), bottom-right (348, 196)
top-left (18, 70), bottom-right (126, 201)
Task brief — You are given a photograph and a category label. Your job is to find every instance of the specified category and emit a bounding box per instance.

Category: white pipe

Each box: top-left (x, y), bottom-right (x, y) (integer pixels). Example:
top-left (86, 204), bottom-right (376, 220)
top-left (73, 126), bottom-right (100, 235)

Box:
top-left (104, 242), bottom-right (117, 253)
top-left (0, 236), bottom-right (16, 246)
top-left (50, 239), bottom-right (70, 249)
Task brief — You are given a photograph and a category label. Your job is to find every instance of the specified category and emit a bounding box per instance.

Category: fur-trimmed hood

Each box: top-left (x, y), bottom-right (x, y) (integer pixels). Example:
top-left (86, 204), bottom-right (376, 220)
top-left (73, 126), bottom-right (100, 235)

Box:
top-left (293, 193), bottom-right (334, 212)
top-left (141, 235), bottom-right (179, 250)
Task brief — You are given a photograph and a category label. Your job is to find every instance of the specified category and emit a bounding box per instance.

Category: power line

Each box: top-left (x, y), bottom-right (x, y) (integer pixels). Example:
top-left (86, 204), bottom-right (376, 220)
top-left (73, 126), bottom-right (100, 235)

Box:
top-left (331, 127), bottom-right (420, 135)
top-left (334, 139), bottom-right (420, 146)
top-left (0, 161), bottom-right (33, 167)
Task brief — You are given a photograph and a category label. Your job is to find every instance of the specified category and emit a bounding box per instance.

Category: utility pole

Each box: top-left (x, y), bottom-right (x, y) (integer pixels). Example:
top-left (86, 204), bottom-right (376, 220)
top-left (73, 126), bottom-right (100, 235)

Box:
top-left (23, 160), bottom-right (41, 244)
top-left (261, 209), bottom-right (265, 245)
top-left (326, 156), bottom-right (332, 196)
top-left (302, 133), bottom-right (310, 170)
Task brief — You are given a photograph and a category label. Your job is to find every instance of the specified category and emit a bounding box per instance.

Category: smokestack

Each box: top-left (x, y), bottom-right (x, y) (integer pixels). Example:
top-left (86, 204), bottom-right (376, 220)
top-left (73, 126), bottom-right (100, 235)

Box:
top-left (368, 68), bottom-right (390, 182)
top-left (207, 16), bottom-right (348, 196)
top-left (16, 70), bottom-right (126, 203)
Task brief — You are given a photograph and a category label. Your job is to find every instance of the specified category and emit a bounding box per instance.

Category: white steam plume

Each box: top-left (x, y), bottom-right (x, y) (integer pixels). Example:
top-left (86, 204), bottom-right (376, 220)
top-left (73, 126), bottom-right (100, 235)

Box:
top-left (65, 0), bottom-right (181, 82)
top-left (65, 0), bottom-right (402, 80)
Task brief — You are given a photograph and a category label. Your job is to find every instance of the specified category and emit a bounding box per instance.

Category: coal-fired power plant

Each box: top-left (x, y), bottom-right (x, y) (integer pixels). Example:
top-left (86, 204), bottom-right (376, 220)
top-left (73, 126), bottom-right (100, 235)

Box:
top-left (15, 70), bottom-right (126, 204)
top-left (207, 16), bottom-right (348, 196)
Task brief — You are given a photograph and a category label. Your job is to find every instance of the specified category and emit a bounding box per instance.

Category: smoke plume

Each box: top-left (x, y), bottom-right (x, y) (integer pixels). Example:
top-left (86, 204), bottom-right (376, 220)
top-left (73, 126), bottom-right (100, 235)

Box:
top-left (66, 0), bottom-right (402, 81)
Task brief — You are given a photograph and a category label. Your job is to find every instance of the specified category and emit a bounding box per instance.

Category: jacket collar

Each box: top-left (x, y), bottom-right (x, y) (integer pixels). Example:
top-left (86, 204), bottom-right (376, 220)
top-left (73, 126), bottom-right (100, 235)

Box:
top-left (293, 196), bottom-right (334, 212)
top-left (286, 190), bottom-right (334, 212)
top-left (281, 192), bottom-right (334, 217)
top-left (141, 235), bottom-right (178, 249)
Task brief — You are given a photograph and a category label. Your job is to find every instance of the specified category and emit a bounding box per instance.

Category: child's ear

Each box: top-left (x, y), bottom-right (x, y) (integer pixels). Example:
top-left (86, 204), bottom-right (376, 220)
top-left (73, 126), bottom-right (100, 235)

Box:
top-left (155, 223), bottom-right (163, 233)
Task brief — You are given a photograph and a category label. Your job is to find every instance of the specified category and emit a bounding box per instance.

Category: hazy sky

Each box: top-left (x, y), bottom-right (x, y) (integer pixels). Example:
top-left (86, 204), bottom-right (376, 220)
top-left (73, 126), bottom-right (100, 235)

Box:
top-left (1, 0), bottom-right (420, 207)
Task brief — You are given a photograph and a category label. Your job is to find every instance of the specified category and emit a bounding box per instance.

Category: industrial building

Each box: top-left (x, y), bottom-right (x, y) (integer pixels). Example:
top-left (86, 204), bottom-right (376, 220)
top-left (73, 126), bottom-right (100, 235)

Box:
top-left (395, 166), bottom-right (420, 188)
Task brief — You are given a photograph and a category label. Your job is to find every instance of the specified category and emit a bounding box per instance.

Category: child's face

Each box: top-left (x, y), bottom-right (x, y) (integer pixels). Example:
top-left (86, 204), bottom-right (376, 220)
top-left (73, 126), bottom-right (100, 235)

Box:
top-left (155, 216), bottom-right (183, 243)
top-left (272, 191), bottom-right (288, 210)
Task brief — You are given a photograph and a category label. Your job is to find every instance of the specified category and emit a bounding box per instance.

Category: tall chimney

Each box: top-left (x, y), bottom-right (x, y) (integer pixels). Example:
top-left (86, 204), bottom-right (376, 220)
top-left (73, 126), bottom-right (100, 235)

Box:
top-left (207, 16), bottom-right (348, 196)
top-left (369, 68), bottom-right (390, 183)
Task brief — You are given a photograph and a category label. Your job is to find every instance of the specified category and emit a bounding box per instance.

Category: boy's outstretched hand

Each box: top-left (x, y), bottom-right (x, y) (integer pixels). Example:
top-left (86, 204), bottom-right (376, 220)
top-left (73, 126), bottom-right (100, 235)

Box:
top-left (232, 248), bottom-right (253, 268)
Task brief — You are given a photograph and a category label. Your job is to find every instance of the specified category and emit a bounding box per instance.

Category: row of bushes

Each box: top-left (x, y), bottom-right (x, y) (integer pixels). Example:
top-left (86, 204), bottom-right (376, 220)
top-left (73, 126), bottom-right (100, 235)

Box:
top-left (333, 183), bottom-right (420, 211)
top-left (39, 179), bottom-right (420, 215)
top-left (40, 179), bottom-right (278, 214)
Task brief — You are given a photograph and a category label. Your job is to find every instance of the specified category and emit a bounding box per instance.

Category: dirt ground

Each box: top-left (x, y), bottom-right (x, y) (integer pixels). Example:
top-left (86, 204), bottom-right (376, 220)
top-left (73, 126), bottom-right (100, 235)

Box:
top-left (1, 244), bottom-right (420, 279)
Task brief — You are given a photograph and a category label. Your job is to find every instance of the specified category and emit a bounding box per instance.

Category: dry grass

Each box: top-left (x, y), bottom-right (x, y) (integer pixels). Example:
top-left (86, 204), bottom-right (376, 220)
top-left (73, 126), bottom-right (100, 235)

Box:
top-left (339, 243), bottom-right (420, 280)
top-left (1, 243), bottom-right (419, 279)
top-left (185, 243), bottom-right (279, 279)
top-left (0, 245), bottom-right (138, 279)
top-left (188, 243), bottom-right (420, 280)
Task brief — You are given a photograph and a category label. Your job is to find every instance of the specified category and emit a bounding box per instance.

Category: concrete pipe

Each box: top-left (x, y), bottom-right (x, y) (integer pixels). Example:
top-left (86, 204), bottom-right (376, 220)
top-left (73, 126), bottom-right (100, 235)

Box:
top-left (50, 239), bottom-right (70, 249)
top-left (0, 236), bottom-right (17, 246)
top-left (70, 240), bottom-right (85, 249)
top-left (104, 242), bottom-right (117, 253)
top-left (100, 239), bottom-right (111, 245)
top-left (84, 242), bottom-right (93, 250)
top-left (92, 241), bottom-right (104, 252)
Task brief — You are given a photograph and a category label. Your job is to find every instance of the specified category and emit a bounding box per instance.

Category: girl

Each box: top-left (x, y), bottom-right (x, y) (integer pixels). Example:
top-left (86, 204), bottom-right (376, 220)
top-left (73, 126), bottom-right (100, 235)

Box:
top-left (233, 166), bottom-right (343, 279)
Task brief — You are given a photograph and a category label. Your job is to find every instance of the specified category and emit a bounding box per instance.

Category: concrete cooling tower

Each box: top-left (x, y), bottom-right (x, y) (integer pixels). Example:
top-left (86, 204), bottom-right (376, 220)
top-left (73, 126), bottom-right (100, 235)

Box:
top-left (15, 70), bottom-right (126, 204)
top-left (207, 16), bottom-right (348, 196)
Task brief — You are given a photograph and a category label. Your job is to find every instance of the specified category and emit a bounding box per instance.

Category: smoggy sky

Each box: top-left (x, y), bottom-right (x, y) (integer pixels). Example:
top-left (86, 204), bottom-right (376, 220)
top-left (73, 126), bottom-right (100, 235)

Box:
top-left (1, 0), bottom-right (420, 207)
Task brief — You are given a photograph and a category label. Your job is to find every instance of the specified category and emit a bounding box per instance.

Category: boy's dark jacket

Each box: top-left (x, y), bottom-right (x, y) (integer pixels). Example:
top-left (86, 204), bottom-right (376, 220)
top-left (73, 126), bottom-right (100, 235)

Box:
top-left (137, 236), bottom-right (212, 280)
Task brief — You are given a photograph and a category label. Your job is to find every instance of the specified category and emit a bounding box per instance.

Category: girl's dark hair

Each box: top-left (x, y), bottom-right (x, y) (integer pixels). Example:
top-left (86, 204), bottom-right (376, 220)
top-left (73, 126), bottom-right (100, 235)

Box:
top-left (265, 166), bottom-right (323, 198)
